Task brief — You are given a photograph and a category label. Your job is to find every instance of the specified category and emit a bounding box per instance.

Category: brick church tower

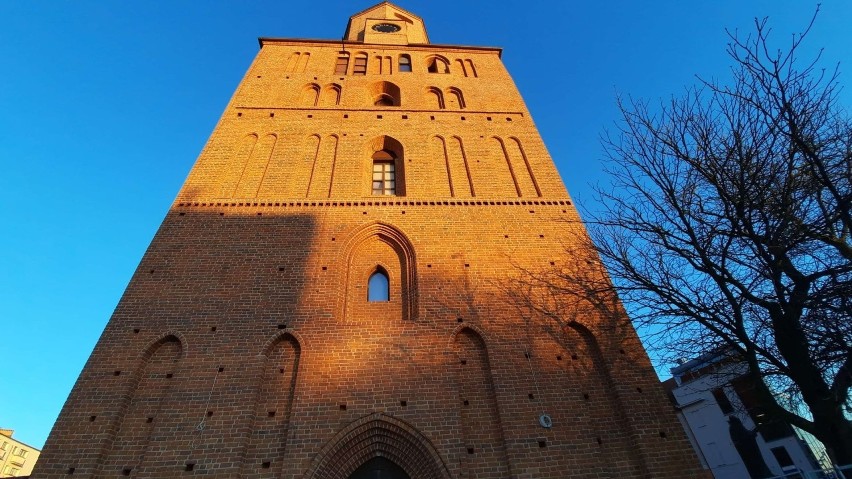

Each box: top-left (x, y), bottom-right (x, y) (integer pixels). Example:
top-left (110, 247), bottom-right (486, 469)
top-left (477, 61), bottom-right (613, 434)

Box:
top-left (34, 3), bottom-right (706, 478)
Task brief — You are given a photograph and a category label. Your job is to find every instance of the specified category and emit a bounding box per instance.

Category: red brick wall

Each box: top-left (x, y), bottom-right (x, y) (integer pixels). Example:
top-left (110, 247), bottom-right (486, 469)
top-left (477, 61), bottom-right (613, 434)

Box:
top-left (33, 28), bottom-right (707, 479)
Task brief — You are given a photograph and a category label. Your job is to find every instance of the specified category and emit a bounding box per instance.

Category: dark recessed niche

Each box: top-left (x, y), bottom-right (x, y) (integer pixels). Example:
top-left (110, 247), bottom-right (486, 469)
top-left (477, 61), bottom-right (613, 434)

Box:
top-left (461, 116), bottom-right (466, 120)
top-left (571, 354), bottom-right (578, 360)
top-left (322, 266), bottom-right (328, 271)
top-left (637, 387), bottom-right (643, 393)
top-left (277, 324), bottom-right (287, 330)
top-left (307, 114), bottom-right (313, 118)
top-left (278, 267), bottom-right (285, 271)
top-left (619, 349), bottom-right (626, 355)
top-left (146, 417), bottom-right (154, 423)
top-left (256, 75), bottom-right (261, 78)
top-left (149, 269), bottom-right (155, 274)
top-left (528, 393), bottom-right (535, 400)
top-left (467, 447), bottom-right (474, 455)
top-left (427, 264), bottom-right (432, 268)
top-left (377, 115), bottom-right (383, 119)
top-left (268, 411), bottom-right (276, 417)
top-left (457, 317), bottom-right (464, 323)
top-left (460, 359), bottom-right (467, 365)
top-left (185, 463), bottom-right (195, 472)
top-left (114, 371), bottom-right (121, 376)
top-left (237, 112), bottom-right (242, 117)
top-left (504, 234), bottom-right (509, 238)
top-left (67, 467), bottom-right (76, 474)
top-left (556, 355), bottom-right (562, 361)
top-left (262, 462), bottom-right (271, 469)
top-left (487, 116), bottom-right (492, 121)
top-left (539, 234), bottom-right (544, 238)
top-left (89, 415), bottom-right (96, 422)
top-left (430, 116), bottom-right (435, 120)
top-left (179, 212), bottom-right (185, 216)
top-left (596, 437), bottom-right (603, 445)
top-left (400, 400), bottom-right (407, 407)
top-left (210, 326), bottom-right (217, 332)
top-left (464, 263), bottom-right (470, 268)
top-left (257, 212), bottom-right (262, 216)
top-left (524, 351), bottom-right (531, 358)
top-left (122, 468), bottom-right (132, 476)
top-left (538, 440), bottom-right (547, 448)
top-left (269, 113), bottom-right (274, 118)
top-left (339, 404), bottom-right (347, 411)
top-left (166, 373), bottom-right (173, 378)
top-left (219, 212), bottom-right (225, 216)
top-left (463, 399), bottom-right (469, 406)
top-left (402, 115), bottom-right (408, 119)
top-left (279, 368), bottom-right (285, 374)
top-left (218, 367), bottom-right (225, 372)
top-left (206, 411), bottom-right (214, 417)
top-left (583, 393), bottom-right (590, 400)
top-left (550, 261), bottom-right (555, 266)
top-left (343, 114), bottom-right (349, 118)
top-left (659, 431), bottom-right (667, 438)
top-left (133, 328), bottom-right (140, 334)
top-left (506, 117), bottom-right (513, 121)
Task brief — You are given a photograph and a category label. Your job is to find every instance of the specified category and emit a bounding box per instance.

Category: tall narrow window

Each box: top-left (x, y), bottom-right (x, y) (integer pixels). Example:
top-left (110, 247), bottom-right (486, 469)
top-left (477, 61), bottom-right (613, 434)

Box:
top-left (368, 268), bottom-right (390, 302)
top-left (334, 53), bottom-right (350, 75)
top-left (398, 54), bottom-right (412, 72)
top-left (353, 53), bottom-right (368, 75)
top-left (372, 151), bottom-right (396, 195)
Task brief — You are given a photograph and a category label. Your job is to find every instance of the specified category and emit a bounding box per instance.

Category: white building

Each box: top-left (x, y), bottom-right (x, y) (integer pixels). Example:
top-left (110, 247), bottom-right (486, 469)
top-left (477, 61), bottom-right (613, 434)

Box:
top-left (663, 350), bottom-right (820, 479)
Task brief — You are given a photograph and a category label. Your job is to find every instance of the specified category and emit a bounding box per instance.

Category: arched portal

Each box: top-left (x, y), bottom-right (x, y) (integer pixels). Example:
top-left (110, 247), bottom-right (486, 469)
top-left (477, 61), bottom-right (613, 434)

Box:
top-left (348, 457), bottom-right (411, 479)
top-left (304, 413), bottom-right (452, 479)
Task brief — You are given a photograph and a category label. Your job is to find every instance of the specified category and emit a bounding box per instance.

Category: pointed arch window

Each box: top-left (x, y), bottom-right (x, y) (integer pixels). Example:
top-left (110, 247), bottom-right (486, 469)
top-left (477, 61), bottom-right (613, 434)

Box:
top-left (398, 54), bottom-right (412, 72)
top-left (368, 268), bottom-right (390, 302)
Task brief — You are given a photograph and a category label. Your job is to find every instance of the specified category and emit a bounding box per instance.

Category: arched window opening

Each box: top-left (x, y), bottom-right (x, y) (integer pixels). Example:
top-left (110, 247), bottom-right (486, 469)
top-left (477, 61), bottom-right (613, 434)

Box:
top-left (426, 87), bottom-right (445, 109)
top-left (447, 87), bottom-right (466, 109)
top-left (368, 268), bottom-right (390, 302)
top-left (320, 84), bottom-right (342, 106)
top-left (302, 84), bottom-right (320, 106)
top-left (455, 59), bottom-right (468, 77)
top-left (353, 53), bottom-right (368, 75)
top-left (427, 56), bottom-right (449, 74)
top-left (369, 81), bottom-right (401, 107)
top-left (374, 94), bottom-right (395, 106)
top-left (334, 53), bottom-right (350, 75)
top-left (465, 59), bottom-right (478, 78)
top-left (372, 150), bottom-right (396, 195)
top-left (398, 54), bottom-right (412, 72)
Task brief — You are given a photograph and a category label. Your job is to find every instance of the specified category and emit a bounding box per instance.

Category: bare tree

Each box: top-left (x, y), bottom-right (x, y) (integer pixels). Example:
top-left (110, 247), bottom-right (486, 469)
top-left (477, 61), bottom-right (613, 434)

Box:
top-left (588, 10), bottom-right (852, 464)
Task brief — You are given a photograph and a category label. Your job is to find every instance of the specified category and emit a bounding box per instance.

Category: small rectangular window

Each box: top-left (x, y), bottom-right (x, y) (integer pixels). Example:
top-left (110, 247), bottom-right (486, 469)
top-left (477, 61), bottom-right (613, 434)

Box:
top-left (353, 55), bottom-right (367, 75)
top-left (334, 56), bottom-right (349, 75)
top-left (372, 161), bottom-right (395, 195)
top-left (399, 55), bottom-right (412, 72)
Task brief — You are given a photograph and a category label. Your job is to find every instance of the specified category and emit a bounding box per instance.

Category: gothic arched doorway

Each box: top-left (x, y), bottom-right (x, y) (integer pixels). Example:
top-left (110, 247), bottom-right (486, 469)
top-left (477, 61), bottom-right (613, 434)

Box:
top-left (348, 457), bottom-right (411, 479)
top-left (304, 413), bottom-right (452, 479)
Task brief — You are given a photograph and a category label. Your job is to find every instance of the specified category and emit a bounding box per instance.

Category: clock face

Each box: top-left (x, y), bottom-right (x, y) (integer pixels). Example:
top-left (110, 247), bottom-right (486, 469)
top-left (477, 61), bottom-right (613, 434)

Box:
top-left (372, 23), bottom-right (401, 33)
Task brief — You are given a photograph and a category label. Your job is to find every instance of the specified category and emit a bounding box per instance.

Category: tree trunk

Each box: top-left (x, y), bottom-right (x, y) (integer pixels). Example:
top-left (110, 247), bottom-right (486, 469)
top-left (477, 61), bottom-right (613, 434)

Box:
top-left (812, 404), bottom-right (852, 466)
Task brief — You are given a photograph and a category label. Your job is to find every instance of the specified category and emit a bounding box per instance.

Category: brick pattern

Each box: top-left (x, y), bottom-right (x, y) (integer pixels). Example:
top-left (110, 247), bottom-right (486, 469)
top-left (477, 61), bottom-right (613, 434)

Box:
top-left (32, 6), bottom-right (709, 479)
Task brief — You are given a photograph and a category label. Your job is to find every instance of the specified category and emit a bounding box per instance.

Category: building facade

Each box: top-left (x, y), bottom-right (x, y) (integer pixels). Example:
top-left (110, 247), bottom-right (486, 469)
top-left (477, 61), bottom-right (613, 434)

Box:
top-left (1, 429), bottom-right (41, 478)
top-left (664, 351), bottom-right (823, 479)
top-left (33, 3), bottom-right (705, 478)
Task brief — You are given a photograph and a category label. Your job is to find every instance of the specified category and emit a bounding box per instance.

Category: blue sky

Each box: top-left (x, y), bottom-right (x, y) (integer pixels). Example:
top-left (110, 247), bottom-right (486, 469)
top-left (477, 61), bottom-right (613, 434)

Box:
top-left (1, 1), bottom-right (851, 449)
